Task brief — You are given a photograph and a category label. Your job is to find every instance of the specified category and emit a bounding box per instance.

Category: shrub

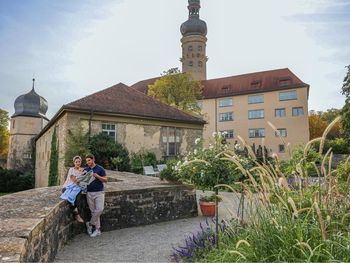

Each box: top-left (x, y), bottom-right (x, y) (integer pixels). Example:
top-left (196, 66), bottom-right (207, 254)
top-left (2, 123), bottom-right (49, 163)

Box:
top-left (335, 161), bottom-right (350, 181)
top-left (89, 133), bottom-right (130, 171)
top-left (130, 151), bottom-right (158, 174)
top-left (65, 125), bottom-right (90, 166)
top-left (0, 167), bottom-right (34, 192)
top-left (159, 159), bottom-right (180, 181)
top-left (174, 132), bottom-right (252, 189)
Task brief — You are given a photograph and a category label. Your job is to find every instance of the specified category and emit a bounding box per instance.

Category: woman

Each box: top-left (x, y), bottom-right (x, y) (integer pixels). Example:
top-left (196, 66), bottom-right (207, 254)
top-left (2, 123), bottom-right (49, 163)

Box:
top-left (62, 156), bottom-right (84, 223)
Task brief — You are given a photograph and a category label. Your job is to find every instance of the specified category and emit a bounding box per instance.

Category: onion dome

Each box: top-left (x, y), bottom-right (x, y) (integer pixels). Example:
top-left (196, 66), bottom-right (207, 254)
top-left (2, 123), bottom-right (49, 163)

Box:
top-left (180, 0), bottom-right (207, 37)
top-left (12, 79), bottom-right (48, 120)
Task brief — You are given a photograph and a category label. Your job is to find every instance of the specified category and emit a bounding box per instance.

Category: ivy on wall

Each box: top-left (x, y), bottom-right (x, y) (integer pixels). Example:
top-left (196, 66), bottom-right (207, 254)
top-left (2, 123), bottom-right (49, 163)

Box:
top-left (48, 126), bottom-right (59, 186)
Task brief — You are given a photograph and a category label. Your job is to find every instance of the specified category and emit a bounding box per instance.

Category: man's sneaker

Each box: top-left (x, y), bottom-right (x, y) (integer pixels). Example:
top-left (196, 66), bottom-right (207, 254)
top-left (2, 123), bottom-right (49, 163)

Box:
top-left (90, 229), bottom-right (101, 238)
top-left (86, 222), bottom-right (93, 235)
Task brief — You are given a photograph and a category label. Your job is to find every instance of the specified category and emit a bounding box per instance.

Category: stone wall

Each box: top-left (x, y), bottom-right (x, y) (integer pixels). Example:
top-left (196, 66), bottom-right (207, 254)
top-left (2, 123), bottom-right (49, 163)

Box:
top-left (0, 172), bottom-right (198, 262)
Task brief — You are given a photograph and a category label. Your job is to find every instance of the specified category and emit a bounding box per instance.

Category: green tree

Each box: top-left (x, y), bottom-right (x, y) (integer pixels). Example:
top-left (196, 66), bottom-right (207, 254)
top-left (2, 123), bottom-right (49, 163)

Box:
top-left (48, 127), bottom-right (59, 186)
top-left (341, 65), bottom-right (350, 145)
top-left (148, 68), bottom-right (203, 114)
top-left (65, 125), bottom-right (90, 166)
top-left (0, 109), bottom-right (9, 159)
top-left (89, 133), bottom-right (130, 171)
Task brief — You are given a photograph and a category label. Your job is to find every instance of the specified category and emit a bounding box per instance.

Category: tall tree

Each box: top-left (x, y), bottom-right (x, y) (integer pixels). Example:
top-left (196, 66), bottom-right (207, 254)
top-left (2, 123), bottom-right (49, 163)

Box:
top-left (0, 109), bottom-right (9, 158)
top-left (148, 68), bottom-right (203, 114)
top-left (341, 65), bottom-right (350, 145)
top-left (309, 112), bottom-right (328, 139)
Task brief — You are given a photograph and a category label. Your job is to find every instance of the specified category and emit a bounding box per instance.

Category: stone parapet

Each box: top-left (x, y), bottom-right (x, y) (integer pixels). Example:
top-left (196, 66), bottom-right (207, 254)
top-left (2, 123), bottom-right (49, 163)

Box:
top-left (0, 171), bottom-right (197, 262)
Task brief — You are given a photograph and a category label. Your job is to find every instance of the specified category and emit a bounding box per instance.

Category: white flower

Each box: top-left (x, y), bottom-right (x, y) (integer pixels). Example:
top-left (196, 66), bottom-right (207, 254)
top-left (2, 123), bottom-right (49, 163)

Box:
top-left (195, 138), bottom-right (201, 145)
top-left (209, 145), bottom-right (214, 149)
top-left (194, 149), bottom-right (198, 155)
top-left (212, 131), bottom-right (217, 137)
top-left (234, 143), bottom-right (242, 151)
top-left (183, 160), bottom-right (189, 165)
top-left (222, 131), bottom-right (228, 135)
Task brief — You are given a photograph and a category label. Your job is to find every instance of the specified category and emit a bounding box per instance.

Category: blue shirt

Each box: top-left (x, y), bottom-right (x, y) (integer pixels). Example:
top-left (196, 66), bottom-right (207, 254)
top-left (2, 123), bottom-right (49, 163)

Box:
top-left (84, 164), bottom-right (106, 192)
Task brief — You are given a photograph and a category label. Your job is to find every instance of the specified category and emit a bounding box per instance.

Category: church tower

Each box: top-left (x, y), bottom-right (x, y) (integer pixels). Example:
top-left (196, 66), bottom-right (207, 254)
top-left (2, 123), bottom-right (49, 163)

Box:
top-left (180, 0), bottom-right (208, 81)
top-left (7, 79), bottom-right (48, 170)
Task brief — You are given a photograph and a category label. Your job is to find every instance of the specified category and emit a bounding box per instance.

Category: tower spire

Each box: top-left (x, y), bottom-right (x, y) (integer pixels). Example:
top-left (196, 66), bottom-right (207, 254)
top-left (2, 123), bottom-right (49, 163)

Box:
top-left (188, 0), bottom-right (201, 18)
top-left (32, 78), bottom-right (35, 91)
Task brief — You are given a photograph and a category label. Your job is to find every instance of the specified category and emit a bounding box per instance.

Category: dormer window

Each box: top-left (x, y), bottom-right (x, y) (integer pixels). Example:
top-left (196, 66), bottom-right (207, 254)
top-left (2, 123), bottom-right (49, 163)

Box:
top-left (221, 86), bottom-right (230, 94)
top-left (279, 77), bottom-right (292, 86)
top-left (250, 80), bottom-right (261, 89)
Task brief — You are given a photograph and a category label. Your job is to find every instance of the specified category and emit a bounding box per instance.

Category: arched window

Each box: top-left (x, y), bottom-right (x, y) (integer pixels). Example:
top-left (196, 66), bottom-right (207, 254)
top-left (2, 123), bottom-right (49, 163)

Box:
top-left (198, 46), bottom-right (202, 52)
top-left (188, 46), bottom-right (193, 52)
top-left (198, 61), bottom-right (203, 67)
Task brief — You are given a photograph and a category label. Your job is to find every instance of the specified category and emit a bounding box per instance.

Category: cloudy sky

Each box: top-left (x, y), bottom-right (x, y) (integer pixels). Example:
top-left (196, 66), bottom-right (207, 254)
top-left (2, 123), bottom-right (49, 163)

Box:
top-left (0, 0), bottom-right (349, 118)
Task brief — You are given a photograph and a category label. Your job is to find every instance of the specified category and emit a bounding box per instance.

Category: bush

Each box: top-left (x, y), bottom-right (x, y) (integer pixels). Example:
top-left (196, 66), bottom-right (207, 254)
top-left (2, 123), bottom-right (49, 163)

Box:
top-left (89, 133), bottom-right (130, 171)
top-left (335, 161), bottom-right (350, 181)
top-left (65, 126), bottom-right (90, 166)
top-left (159, 159), bottom-right (180, 181)
top-left (0, 167), bottom-right (34, 193)
top-left (130, 151), bottom-right (157, 174)
top-left (280, 145), bottom-right (322, 177)
top-left (174, 132), bottom-right (251, 189)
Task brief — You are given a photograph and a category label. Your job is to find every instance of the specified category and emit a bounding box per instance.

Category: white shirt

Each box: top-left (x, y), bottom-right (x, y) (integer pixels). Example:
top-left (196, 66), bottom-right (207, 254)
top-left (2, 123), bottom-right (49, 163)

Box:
top-left (62, 167), bottom-right (83, 188)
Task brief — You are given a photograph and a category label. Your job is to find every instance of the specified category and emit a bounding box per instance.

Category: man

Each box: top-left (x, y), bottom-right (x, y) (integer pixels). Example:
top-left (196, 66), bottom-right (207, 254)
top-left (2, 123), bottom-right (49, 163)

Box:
top-left (84, 154), bottom-right (107, 237)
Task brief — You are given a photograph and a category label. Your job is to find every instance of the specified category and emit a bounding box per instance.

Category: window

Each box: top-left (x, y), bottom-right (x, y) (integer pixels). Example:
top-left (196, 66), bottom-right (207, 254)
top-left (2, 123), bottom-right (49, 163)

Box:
top-left (221, 130), bottom-right (234, 139)
top-left (248, 95), bottom-right (264, 104)
top-left (102, 123), bottom-right (116, 141)
top-left (279, 78), bottom-right (292, 86)
top-left (279, 90), bottom-right (297, 101)
top-left (221, 85), bottom-right (231, 94)
top-left (198, 61), bottom-right (203, 67)
top-left (189, 61), bottom-right (193, 67)
top-left (250, 80), bottom-right (262, 89)
top-left (292, 107), bottom-right (304, 116)
top-left (275, 108), bottom-right (286, 117)
top-left (188, 46), bottom-right (193, 52)
top-left (276, 128), bottom-right (287, 137)
top-left (249, 128), bottom-right (265, 138)
top-left (162, 127), bottom-right (181, 156)
top-left (198, 45), bottom-right (202, 52)
top-left (12, 120), bottom-right (15, 129)
top-left (219, 98), bottom-right (233, 107)
top-left (248, 109), bottom-right (264, 119)
top-left (23, 153), bottom-right (32, 159)
top-left (219, 112), bottom-right (233, 122)
top-left (279, 144), bottom-right (285, 153)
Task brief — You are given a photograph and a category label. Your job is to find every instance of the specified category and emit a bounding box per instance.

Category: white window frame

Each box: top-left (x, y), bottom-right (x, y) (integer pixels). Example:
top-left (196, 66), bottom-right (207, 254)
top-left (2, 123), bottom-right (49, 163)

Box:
top-left (279, 90), bottom-right (297, 101)
top-left (248, 94), bottom-right (264, 104)
top-left (249, 128), bottom-right (265, 138)
top-left (276, 128), bottom-right (287, 137)
top-left (275, 108), bottom-right (286, 117)
top-left (248, 109), bottom-right (264, 120)
top-left (221, 130), bottom-right (234, 139)
top-left (218, 98), bottom-right (233, 107)
top-left (219, 112), bottom-right (234, 122)
top-left (292, 107), bottom-right (304, 116)
top-left (102, 123), bottom-right (117, 142)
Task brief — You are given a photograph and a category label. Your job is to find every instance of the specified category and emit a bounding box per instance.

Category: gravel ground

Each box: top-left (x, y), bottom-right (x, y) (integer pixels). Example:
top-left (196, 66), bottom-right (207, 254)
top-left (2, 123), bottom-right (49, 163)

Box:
top-left (54, 191), bottom-right (243, 263)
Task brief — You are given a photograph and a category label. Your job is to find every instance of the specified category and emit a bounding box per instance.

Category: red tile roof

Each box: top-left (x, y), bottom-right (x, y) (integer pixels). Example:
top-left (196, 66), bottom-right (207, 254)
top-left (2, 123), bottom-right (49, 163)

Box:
top-left (131, 68), bottom-right (309, 99)
top-left (64, 83), bottom-right (205, 124)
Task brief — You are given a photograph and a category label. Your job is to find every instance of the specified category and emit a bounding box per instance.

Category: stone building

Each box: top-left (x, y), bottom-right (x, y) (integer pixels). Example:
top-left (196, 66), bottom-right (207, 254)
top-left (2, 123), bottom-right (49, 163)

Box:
top-left (7, 79), bottom-right (48, 170)
top-left (35, 83), bottom-right (205, 187)
top-left (132, 0), bottom-right (310, 159)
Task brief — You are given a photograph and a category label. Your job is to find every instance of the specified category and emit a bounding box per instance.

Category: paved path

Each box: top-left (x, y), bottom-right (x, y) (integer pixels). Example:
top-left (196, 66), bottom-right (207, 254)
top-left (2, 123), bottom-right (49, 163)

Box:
top-left (55, 191), bottom-right (243, 262)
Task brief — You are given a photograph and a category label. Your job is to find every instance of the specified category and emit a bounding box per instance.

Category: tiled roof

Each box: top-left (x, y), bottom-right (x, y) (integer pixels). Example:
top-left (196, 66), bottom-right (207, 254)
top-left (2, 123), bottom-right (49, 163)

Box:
top-left (131, 68), bottom-right (309, 99)
top-left (64, 82), bottom-right (205, 124)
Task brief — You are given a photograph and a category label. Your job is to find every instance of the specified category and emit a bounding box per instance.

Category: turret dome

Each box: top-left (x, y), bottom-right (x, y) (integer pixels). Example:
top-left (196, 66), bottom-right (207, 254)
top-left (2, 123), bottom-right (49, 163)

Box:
top-left (12, 79), bottom-right (48, 120)
top-left (180, 0), bottom-right (207, 37)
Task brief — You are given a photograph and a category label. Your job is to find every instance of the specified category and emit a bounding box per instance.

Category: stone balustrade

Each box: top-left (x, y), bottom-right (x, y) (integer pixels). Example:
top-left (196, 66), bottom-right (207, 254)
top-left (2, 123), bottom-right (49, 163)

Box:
top-left (0, 171), bottom-right (198, 262)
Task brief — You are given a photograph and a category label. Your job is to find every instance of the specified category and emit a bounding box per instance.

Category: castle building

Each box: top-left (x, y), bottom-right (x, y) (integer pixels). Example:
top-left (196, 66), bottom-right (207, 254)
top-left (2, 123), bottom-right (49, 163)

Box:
top-left (132, 0), bottom-right (310, 158)
top-left (7, 79), bottom-right (48, 170)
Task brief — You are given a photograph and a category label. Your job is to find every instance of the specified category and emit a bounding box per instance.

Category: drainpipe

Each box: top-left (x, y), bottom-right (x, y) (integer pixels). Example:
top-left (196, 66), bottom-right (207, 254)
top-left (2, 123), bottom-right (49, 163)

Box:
top-left (88, 110), bottom-right (94, 142)
top-left (215, 99), bottom-right (218, 132)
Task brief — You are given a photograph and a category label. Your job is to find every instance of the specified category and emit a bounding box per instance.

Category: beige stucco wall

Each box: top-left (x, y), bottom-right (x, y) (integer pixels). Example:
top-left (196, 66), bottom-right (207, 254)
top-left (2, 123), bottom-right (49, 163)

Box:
top-left (200, 87), bottom-right (309, 159)
top-left (35, 114), bottom-right (68, 188)
top-left (7, 116), bottom-right (47, 170)
top-left (35, 111), bottom-right (203, 187)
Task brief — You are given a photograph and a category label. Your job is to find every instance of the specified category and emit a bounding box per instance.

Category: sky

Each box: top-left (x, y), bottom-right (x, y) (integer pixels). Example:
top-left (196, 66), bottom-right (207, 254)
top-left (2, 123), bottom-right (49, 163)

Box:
top-left (0, 0), bottom-right (349, 119)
